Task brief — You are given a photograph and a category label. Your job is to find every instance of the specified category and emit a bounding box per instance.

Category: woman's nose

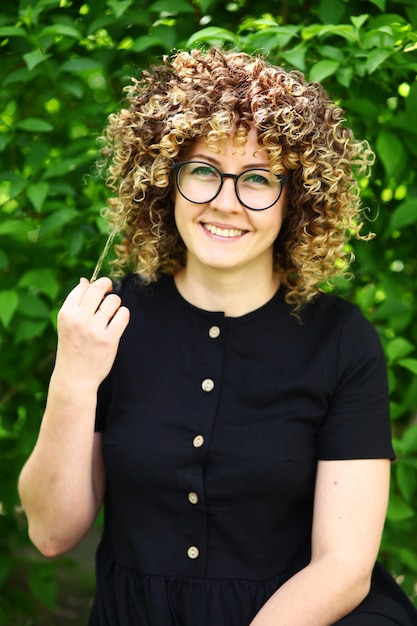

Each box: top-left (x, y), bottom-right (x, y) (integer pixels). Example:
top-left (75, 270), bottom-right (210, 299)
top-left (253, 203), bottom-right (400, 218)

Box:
top-left (210, 178), bottom-right (243, 213)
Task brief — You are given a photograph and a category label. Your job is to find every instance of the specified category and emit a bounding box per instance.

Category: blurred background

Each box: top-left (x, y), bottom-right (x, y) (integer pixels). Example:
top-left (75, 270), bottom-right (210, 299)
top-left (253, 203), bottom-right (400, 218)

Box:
top-left (1, 0), bottom-right (417, 623)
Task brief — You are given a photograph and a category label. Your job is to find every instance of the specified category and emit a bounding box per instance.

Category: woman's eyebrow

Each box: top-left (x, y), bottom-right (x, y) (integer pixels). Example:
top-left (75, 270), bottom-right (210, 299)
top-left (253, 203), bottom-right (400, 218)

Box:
top-left (186, 153), bottom-right (270, 169)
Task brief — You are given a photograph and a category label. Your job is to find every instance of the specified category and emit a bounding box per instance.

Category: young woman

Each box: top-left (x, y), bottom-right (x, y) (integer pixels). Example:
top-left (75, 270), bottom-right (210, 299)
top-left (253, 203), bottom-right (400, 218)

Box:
top-left (19, 47), bottom-right (417, 625)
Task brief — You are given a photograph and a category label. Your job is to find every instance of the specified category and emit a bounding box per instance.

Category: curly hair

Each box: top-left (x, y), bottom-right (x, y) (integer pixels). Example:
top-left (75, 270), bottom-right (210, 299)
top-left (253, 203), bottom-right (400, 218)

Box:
top-left (97, 46), bottom-right (375, 312)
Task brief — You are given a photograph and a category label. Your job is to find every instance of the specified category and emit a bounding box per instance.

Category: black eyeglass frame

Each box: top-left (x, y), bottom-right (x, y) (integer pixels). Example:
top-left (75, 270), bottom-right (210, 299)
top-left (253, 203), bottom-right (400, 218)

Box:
top-left (172, 161), bottom-right (289, 211)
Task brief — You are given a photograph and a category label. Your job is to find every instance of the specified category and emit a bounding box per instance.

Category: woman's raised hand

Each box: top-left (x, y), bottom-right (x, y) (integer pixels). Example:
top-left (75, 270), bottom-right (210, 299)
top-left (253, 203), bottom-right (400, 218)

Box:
top-left (54, 277), bottom-right (130, 388)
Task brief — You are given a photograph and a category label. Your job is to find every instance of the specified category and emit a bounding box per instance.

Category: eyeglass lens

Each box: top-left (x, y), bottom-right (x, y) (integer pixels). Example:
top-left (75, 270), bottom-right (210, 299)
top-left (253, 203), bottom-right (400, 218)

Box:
top-left (176, 161), bottom-right (285, 210)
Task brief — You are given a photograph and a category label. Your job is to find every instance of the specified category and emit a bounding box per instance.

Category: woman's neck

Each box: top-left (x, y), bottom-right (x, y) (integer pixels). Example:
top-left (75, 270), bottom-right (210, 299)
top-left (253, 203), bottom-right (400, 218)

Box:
top-left (174, 266), bottom-right (281, 317)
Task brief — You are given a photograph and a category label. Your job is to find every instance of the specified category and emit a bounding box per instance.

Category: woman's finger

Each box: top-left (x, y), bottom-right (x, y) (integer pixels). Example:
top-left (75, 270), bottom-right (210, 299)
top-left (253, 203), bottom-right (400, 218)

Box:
top-left (95, 294), bottom-right (122, 323)
top-left (106, 305), bottom-right (130, 337)
top-left (77, 277), bottom-right (113, 314)
top-left (61, 277), bottom-right (92, 308)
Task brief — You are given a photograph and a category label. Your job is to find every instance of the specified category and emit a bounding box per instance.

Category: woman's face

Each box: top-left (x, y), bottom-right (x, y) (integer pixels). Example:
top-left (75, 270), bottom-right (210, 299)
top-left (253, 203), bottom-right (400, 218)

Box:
top-left (173, 124), bottom-right (287, 279)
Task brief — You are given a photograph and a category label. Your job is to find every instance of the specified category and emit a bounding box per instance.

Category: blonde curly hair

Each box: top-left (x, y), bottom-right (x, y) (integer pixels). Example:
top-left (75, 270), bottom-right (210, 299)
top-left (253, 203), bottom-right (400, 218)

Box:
top-left (97, 46), bottom-right (375, 312)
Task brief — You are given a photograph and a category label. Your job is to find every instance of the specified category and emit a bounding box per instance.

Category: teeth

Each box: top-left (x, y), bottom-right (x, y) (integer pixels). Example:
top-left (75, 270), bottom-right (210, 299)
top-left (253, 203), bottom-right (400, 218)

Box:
top-left (204, 224), bottom-right (244, 238)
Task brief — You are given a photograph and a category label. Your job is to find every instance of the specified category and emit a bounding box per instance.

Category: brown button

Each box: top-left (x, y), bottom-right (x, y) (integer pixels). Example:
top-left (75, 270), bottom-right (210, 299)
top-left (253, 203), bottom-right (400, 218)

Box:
top-left (193, 435), bottom-right (204, 448)
top-left (188, 491), bottom-right (199, 505)
top-left (201, 378), bottom-right (214, 392)
top-left (187, 545), bottom-right (199, 559)
top-left (209, 325), bottom-right (221, 339)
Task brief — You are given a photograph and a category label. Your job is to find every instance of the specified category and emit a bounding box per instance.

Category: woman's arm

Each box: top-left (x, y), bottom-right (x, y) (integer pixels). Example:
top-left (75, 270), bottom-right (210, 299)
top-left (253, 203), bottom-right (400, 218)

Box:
top-left (18, 277), bottom-right (130, 557)
top-left (250, 457), bottom-right (391, 626)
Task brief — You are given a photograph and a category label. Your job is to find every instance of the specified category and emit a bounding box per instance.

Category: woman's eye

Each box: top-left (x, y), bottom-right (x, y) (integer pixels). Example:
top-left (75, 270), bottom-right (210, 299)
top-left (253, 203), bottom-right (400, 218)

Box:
top-left (190, 165), bottom-right (217, 178)
top-left (243, 172), bottom-right (270, 186)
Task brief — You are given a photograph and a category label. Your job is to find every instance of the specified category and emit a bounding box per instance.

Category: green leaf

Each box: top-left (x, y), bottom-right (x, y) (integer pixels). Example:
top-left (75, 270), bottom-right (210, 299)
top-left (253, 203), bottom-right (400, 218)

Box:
top-left (388, 198), bottom-right (417, 232)
top-left (186, 27), bottom-right (239, 48)
top-left (42, 157), bottom-right (91, 179)
top-left (368, 0), bottom-right (385, 10)
top-left (38, 208), bottom-right (79, 237)
top-left (317, 44), bottom-right (345, 62)
top-left (376, 131), bottom-right (406, 179)
top-left (0, 291), bottom-right (19, 328)
top-left (38, 24), bottom-right (82, 39)
top-left (302, 24), bottom-right (357, 43)
top-left (16, 118), bottom-right (53, 133)
top-left (0, 174), bottom-right (26, 202)
top-left (0, 133), bottom-right (12, 152)
top-left (386, 493), bottom-right (415, 522)
top-left (149, 0), bottom-right (195, 13)
top-left (280, 46), bottom-right (306, 71)
top-left (398, 358), bottom-right (417, 375)
top-left (0, 27), bottom-right (27, 38)
top-left (351, 14), bottom-right (369, 30)
top-left (106, 0), bottom-right (133, 18)
top-left (0, 219), bottom-right (32, 237)
top-left (390, 401), bottom-right (404, 421)
top-left (3, 67), bottom-right (34, 86)
top-left (366, 48), bottom-right (391, 73)
top-left (309, 59), bottom-right (340, 82)
top-left (18, 268), bottom-right (59, 300)
top-left (59, 58), bottom-right (103, 73)
top-left (386, 337), bottom-right (414, 361)
top-left (318, 0), bottom-right (345, 25)
top-left (131, 35), bottom-right (166, 52)
top-left (397, 547), bottom-right (417, 571)
top-left (243, 27), bottom-right (297, 50)
top-left (60, 77), bottom-right (84, 99)
top-left (301, 23), bottom-right (325, 40)
top-left (22, 50), bottom-right (51, 71)
top-left (27, 182), bottom-right (50, 212)
top-left (396, 463), bottom-right (417, 504)
top-left (14, 319), bottom-right (48, 343)
top-left (336, 66), bottom-right (353, 87)
top-left (18, 293), bottom-right (51, 319)
top-left (65, 227), bottom-right (85, 258)
top-left (401, 425), bottom-right (417, 455)
top-left (151, 24), bottom-right (177, 51)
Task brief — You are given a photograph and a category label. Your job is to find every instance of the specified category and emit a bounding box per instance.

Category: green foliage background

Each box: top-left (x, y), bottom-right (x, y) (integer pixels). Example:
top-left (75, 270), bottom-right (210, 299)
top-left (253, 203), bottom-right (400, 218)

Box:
top-left (1, 0), bottom-right (417, 622)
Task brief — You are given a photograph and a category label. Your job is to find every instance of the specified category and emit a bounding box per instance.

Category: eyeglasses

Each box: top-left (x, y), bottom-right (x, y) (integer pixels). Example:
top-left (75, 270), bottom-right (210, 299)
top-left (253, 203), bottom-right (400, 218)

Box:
top-left (172, 161), bottom-right (289, 211)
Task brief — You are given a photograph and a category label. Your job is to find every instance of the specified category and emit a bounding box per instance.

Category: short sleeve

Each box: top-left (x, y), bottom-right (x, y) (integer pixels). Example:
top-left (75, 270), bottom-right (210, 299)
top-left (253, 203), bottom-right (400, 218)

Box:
top-left (318, 308), bottom-right (394, 460)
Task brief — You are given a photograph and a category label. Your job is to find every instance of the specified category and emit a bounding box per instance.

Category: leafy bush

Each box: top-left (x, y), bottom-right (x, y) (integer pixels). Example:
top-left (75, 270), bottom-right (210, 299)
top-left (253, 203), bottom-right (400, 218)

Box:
top-left (1, 0), bottom-right (416, 621)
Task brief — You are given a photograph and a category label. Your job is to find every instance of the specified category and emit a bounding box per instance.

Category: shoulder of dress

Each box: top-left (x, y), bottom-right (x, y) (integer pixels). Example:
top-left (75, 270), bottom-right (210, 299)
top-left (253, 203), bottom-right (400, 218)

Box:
top-left (310, 292), bottom-right (362, 317)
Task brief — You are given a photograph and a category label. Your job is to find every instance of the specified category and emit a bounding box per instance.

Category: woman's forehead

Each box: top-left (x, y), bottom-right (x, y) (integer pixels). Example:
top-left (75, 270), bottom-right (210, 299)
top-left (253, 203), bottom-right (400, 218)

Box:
top-left (184, 124), bottom-right (268, 161)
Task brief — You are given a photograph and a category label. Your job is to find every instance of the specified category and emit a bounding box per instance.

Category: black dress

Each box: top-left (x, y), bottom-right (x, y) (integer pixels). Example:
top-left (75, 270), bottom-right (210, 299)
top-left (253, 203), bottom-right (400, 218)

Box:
top-left (89, 273), bottom-right (417, 625)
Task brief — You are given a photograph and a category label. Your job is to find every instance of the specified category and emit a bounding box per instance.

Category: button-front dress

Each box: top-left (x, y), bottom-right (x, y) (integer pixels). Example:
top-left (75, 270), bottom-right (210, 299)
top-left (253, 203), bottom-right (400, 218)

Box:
top-left (89, 273), bottom-right (417, 625)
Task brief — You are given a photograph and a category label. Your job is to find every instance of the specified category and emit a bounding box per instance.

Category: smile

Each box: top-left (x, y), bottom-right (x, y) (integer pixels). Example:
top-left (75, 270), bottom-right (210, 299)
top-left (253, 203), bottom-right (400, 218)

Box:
top-left (203, 223), bottom-right (245, 238)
